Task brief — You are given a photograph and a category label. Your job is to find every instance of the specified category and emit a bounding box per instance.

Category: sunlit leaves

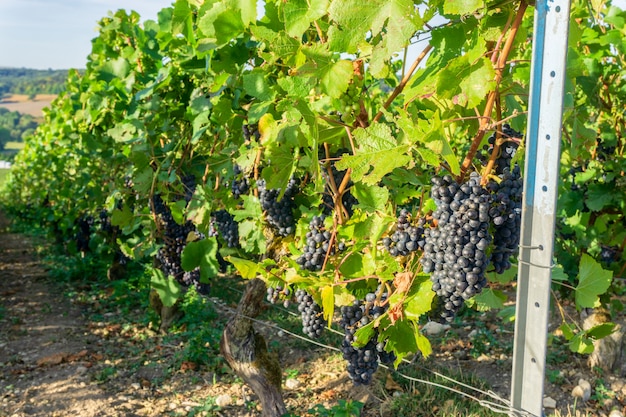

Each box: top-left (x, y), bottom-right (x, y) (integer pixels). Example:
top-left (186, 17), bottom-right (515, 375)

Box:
top-left (575, 254), bottom-right (613, 308)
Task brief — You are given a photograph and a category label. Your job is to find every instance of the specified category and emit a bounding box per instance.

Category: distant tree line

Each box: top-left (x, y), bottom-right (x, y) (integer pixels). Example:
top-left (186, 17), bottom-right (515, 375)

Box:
top-left (0, 108), bottom-right (37, 150)
top-left (0, 68), bottom-right (71, 97)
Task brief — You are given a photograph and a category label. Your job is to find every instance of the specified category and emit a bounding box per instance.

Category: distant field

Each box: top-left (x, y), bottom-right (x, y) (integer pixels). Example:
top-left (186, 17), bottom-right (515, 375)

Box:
top-left (5, 141), bottom-right (25, 150)
top-left (0, 94), bottom-right (57, 117)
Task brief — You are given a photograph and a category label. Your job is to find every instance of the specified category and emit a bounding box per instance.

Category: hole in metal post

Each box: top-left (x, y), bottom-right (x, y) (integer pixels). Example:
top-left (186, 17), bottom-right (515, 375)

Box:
top-left (550, 71), bottom-right (556, 77)
top-left (542, 185), bottom-right (548, 192)
top-left (538, 244), bottom-right (544, 250)
top-left (535, 302), bottom-right (540, 308)
top-left (546, 134), bottom-right (551, 140)
top-left (531, 358), bottom-right (537, 364)
top-left (555, 5), bottom-right (561, 12)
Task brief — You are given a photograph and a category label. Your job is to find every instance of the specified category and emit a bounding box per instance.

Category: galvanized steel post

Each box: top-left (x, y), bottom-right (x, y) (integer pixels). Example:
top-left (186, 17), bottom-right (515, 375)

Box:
top-left (510, 0), bottom-right (571, 416)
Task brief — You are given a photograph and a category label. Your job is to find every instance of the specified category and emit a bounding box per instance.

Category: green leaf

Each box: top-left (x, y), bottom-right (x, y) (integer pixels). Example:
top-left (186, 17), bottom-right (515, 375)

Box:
top-left (150, 267), bottom-right (182, 307)
top-left (575, 253), bottom-right (613, 308)
top-left (282, 0), bottom-right (329, 38)
top-left (353, 321), bottom-right (376, 348)
top-left (443, 0), bottom-right (484, 16)
top-left (181, 238), bottom-right (219, 283)
top-left (352, 183), bottom-right (389, 212)
top-left (111, 205), bottom-right (133, 228)
top-left (299, 45), bottom-right (353, 98)
top-left (586, 183), bottom-right (615, 211)
top-left (467, 288), bottom-right (507, 311)
top-left (404, 276), bottom-right (436, 320)
top-left (97, 57), bottom-right (130, 82)
top-left (569, 332), bottom-right (595, 354)
top-left (586, 322), bottom-right (615, 340)
top-left (335, 124), bottom-right (411, 185)
top-left (243, 71), bottom-right (275, 101)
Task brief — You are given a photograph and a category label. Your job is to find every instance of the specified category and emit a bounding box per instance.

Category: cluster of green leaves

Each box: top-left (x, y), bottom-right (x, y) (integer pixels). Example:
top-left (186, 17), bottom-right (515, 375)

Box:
top-left (2, 0), bottom-right (624, 366)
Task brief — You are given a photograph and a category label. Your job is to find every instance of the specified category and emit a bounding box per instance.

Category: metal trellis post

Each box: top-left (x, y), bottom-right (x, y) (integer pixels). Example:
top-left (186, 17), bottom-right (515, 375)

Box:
top-left (510, 0), bottom-right (571, 416)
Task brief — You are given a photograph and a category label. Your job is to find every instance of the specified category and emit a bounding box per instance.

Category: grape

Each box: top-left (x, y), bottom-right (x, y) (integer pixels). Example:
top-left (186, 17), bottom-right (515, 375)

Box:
top-left (485, 124), bottom-right (522, 175)
top-left (266, 285), bottom-right (292, 308)
top-left (487, 165), bottom-right (522, 273)
top-left (151, 193), bottom-right (209, 295)
top-left (181, 173), bottom-right (196, 203)
top-left (258, 178), bottom-right (299, 236)
top-left (75, 215), bottom-right (94, 253)
top-left (421, 174), bottom-right (492, 322)
top-left (339, 289), bottom-right (394, 384)
top-left (209, 209), bottom-right (239, 248)
top-left (383, 209), bottom-right (426, 257)
top-left (296, 215), bottom-right (345, 271)
top-left (295, 290), bottom-right (325, 338)
top-left (243, 123), bottom-right (260, 142)
top-left (231, 164), bottom-right (250, 199)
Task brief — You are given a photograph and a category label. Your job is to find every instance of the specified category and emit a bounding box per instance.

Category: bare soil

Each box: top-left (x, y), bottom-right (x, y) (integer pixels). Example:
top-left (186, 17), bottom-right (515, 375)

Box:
top-left (0, 94), bottom-right (57, 117)
top-left (0, 211), bottom-right (625, 417)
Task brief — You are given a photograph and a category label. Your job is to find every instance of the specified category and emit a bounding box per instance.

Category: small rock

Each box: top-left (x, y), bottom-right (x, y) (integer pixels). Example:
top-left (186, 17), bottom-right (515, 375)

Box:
top-left (572, 379), bottom-right (591, 402)
top-left (468, 329), bottom-right (479, 339)
top-left (422, 321), bottom-right (450, 336)
top-left (130, 383), bottom-right (141, 390)
top-left (168, 402), bottom-right (178, 410)
top-left (543, 397), bottom-right (557, 409)
top-left (75, 366), bottom-right (88, 374)
top-left (476, 354), bottom-right (491, 362)
top-left (285, 378), bottom-right (301, 390)
top-left (215, 394), bottom-right (232, 407)
top-left (609, 410), bottom-right (624, 417)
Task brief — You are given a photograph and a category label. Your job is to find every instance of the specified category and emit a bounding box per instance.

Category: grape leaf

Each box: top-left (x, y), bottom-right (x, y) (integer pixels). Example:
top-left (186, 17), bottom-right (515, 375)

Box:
top-left (336, 124), bottom-right (411, 185)
top-left (586, 322), bottom-right (615, 340)
top-left (227, 256), bottom-right (262, 279)
top-left (443, 0), bottom-right (483, 16)
top-left (150, 267), bottom-right (182, 307)
top-left (404, 276), bottom-right (436, 320)
top-left (243, 71), bottom-right (275, 102)
top-left (352, 183), bottom-right (389, 212)
top-left (467, 288), bottom-right (507, 311)
top-left (282, 0), bottom-right (329, 38)
top-left (181, 238), bottom-right (219, 283)
top-left (575, 253), bottom-right (613, 308)
top-left (299, 45), bottom-right (353, 98)
top-left (321, 285), bottom-right (335, 325)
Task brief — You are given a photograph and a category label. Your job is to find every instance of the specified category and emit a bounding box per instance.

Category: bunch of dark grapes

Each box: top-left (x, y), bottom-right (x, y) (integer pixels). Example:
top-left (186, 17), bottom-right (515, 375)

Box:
top-left (421, 174), bottom-right (492, 322)
top-left (266, 285), bottom-right (292, 308)
top-left (340, 289), bottom-right (394, 385)
top-left (152, 194), bottom-right (210, 295)
top-left (383, 209), bottom-right (426, 256)
top-left (243, 124), bottom-right (260, 142)
top-left (99, 209), bottom-right (115, 235)
top-left (258, 178), bottom-right (299, 236)
top-left (296, 215), bottom-right (346, 271)
top-left (231, 165), bottom-right (250, 199)
top-left (487, 165), bottom-right (523, 273)
top-left (295, 289), bottom-right (325, 338)
top-left (320, 152), bottom-right (358, 217)
top-left (482, 124), bottom-right (522, 175)
top-left (75, 215), bottom-right (94, 253)
top-left (181, 174), bottom-right (196, 203)
top-left (209, 209), bottom-right (239, 248)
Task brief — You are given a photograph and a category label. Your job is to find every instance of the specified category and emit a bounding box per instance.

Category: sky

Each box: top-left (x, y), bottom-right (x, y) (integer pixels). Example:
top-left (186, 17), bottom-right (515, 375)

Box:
top-left (1, 0), bottom-right (626, 70)
top-left (0, 0), bottom-right (173, 70)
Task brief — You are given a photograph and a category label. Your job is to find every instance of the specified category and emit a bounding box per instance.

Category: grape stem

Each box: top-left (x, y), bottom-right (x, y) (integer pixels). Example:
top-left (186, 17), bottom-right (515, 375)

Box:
top-left (459, 0), bottom-right (528, 182)
top-left (373, 44), bottom-right (433, 123)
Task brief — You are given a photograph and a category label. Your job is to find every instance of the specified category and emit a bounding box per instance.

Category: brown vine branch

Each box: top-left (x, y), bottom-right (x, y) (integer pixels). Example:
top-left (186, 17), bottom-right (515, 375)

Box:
top-left (373, 44), bottom-right (434, 123)
top-left (458, 0), bottom-right (528, 182)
